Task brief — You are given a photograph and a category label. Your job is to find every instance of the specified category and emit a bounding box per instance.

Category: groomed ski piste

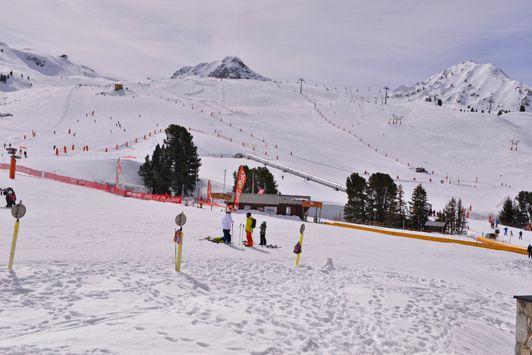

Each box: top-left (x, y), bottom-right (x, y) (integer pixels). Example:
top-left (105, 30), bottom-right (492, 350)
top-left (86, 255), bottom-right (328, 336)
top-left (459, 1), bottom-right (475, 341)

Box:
top-left (1, 43), bottom-right (532, 353)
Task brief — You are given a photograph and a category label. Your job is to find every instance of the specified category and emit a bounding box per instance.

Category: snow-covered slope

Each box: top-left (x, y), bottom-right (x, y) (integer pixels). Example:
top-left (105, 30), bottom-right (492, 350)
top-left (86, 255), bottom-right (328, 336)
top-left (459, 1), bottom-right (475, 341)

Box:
top-left (1, 74), bottom-right (531, 221)
top-left (1, 173), bottom-right (531, 354)
top-left (0, 42), bottom-right (109, 91)
top-left (1, 41), bottom-right (532, 354)
top-left (171, 56), bottom-right (269, 81)
top-left (394, 60), bottom-right (531, 113)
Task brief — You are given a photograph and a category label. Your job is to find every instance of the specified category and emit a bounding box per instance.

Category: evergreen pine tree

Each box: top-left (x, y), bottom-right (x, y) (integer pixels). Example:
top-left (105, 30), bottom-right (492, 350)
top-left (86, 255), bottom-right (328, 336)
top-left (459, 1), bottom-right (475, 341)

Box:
top-left (498, 198), bottom-right (516, 225)
top-left (139, 154), bottom-right (154, 191)
top-left (455, 199), bottom-right (467, 234)
top-left (163, 125), bottom-right (201, 195)
top-left (366, 173), bottom-right (397, 224)
top-left (410, 184), bottom-right (428, 230)
top-left (514, 191), bottom-right (531, 227)
top-left (138, 125), bottom-right (200, 195)
top-left (394, 185), bottom-right (408, 228)
top-left (443, 197), bottom-right (457, 234)
top-left (344, 173), bottom-right (367, 223)
top-left (252, 167), bottom-right (279, 194)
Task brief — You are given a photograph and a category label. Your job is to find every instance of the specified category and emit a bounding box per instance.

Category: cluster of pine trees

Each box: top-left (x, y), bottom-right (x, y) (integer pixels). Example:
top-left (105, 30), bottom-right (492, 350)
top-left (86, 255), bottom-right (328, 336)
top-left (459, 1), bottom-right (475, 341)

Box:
top-left (498, 191), bottom-right (532, 227)
top-left (436, 197), bottom-right (467, 234)
top-left (139, 125), bottom-right (201, 195)
top-left (232, 165), bottom-right (278, 194)
top-left (344, 172), bottom-right (429, 230)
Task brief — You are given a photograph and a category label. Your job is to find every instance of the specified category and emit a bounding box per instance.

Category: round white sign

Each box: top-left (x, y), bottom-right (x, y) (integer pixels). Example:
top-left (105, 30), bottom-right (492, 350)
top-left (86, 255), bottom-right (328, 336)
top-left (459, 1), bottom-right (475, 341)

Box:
top-left (11, 203), bottom-right (26, 219)
top-left (175, 212), bottom-right (187, 227)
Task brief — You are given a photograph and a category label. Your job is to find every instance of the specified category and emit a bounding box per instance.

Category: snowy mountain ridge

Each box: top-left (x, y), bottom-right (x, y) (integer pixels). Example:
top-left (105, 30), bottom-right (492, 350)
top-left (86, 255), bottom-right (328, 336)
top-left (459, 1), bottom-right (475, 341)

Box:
top-left (171, 56), bottom-right (269, 81)
top-left (393, 60), bottom-right (531, 113)
top-left (0, 42), bottom-right (108, 91)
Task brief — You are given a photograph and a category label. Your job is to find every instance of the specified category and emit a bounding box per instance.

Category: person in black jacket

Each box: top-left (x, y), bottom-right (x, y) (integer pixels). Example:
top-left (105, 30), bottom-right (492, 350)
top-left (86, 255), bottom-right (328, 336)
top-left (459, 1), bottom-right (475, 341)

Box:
top-left (259, 221), bottom-right (267, 246)
top-left (528, 245), bottom-right (532, 259)
top-left (2, 187), bottom-right (16, 208)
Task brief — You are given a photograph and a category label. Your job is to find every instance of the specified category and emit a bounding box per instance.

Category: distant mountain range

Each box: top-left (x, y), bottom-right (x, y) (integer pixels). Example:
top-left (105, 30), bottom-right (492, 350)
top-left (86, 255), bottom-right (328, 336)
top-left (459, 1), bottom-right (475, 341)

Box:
top-left (171, 56), bottom-right (269, 81)
top-left (0, 42), bottom-right (110, 91)
top-left (393, 60), bottom-right (530, 113)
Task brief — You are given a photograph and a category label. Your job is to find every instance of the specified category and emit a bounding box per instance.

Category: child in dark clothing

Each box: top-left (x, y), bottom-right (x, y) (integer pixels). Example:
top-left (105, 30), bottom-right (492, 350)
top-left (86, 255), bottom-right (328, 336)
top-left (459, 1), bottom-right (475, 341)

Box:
top-left (259, 221), bottom-right (267, 246)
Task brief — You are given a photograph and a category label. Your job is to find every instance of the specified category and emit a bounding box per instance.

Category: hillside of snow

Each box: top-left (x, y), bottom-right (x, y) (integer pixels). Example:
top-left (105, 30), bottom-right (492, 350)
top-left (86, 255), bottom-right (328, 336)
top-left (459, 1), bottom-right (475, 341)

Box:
top-left (1, 173), bottom-right (531, 354)
top-left (0, 38), bottom-right (531, 354)
top-left (171, 56), bottom-right (269, 81)
top-left (0, 64), bottom-right (531, 220)
top-left (0, 42), bottom-right (111, 92)
top-left (394, 60), bottom-right (531, 113)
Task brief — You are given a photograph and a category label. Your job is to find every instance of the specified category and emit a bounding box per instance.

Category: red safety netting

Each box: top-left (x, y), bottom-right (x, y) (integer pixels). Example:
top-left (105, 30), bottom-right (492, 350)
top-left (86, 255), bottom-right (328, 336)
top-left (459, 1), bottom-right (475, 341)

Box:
top-left (0, 164), bottom-right (182, 204)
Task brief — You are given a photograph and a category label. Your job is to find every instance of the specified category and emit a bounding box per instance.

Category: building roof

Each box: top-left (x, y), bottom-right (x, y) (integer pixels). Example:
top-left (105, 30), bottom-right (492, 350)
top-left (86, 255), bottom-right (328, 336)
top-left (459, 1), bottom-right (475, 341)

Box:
top-left (235, 193), bottom-right (311, 206)
top-left (425, 220), bottom-right (447, 228)
top-left (514, 295), bottom-right (532, 303)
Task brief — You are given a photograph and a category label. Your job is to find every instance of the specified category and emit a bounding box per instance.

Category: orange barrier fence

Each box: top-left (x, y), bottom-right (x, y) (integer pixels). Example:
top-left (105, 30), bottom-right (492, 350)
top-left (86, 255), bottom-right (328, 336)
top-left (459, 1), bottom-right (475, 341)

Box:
top-left (476, 236), bottom-right (528, 255)
top-left (325, 221), bottom-right (527, 255)
top-left (0, 164), bottom-right (182, 204)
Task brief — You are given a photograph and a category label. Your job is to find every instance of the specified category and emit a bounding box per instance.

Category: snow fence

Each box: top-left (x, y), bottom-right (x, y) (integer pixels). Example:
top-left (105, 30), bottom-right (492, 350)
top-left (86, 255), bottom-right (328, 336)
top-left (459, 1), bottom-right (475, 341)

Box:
top-left (0, 163), bottom-right (182, 204)
top-left (325, 221), bottom-right (527, 255)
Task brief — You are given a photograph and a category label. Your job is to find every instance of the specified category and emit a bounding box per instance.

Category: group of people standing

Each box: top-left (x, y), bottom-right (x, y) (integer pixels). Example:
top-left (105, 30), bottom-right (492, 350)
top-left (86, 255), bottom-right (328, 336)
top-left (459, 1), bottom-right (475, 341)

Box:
top-left (221, 211), bottom-right (268, 247)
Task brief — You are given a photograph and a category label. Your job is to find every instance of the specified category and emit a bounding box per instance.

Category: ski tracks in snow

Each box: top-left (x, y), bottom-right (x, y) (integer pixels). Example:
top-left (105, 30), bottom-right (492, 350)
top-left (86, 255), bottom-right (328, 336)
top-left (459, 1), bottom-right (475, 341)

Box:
top-left (53, 87), bottom-right (75, 130)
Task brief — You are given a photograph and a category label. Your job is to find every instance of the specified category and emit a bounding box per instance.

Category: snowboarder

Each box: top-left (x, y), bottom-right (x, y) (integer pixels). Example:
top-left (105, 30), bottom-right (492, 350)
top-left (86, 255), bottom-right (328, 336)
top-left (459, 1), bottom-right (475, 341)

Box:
top-left (221, 210), bottom-right (233, 244)
top-left (528, 245), bottom-right (532, 259)
top-left (3, 187), bottom-right (16, 208)
top-left (259, 221), bottom-right (267, 246)
top-left (244, 212), bottom-right (255, 247)
top-left (519, 231), bottom-right (523, 240)
top-left (503, 227), bottom-right (508, 236)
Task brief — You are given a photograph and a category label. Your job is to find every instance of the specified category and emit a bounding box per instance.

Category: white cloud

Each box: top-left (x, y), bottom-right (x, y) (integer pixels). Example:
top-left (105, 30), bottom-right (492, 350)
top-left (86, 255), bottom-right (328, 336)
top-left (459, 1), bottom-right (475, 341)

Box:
top-left (2, 0), bottom-right (531, 86)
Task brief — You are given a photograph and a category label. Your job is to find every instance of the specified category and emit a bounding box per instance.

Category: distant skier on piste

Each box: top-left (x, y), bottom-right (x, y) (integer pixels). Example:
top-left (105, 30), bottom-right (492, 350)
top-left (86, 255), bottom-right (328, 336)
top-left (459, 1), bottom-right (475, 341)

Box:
top-left (528, 245), bottom-right (532, 259)
top-left (221, 210), bottom-right (233, 244)
top-left (244, 212), bottom-right (255, 247)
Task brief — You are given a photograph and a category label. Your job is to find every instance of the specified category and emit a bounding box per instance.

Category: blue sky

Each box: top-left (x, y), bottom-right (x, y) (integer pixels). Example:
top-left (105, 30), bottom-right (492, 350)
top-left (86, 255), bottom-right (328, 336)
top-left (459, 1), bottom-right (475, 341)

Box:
top-left (2, 0), bottom-right (531, 87)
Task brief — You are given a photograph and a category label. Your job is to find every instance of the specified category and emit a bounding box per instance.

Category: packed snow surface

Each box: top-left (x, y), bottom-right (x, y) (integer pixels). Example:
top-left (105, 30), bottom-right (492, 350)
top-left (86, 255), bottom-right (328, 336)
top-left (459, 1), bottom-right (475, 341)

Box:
top-left (1, 174), bottom-right (531, 354)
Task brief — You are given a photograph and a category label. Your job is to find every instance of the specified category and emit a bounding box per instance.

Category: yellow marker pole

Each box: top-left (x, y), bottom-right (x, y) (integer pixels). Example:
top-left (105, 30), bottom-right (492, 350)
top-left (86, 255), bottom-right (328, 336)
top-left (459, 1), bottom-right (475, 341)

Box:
top-left (8, 219), bottom-right (20, 271)
top-left (175, 229), bottom-right (184, 272)
top-left (295, 232), bottom-right (304, 266)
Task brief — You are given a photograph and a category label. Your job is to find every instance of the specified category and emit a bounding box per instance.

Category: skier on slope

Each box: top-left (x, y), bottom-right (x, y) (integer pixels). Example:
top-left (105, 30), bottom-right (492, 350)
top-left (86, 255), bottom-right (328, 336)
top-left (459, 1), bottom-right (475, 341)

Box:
top-left (519, 231), bottom-right (523, 240)
top-left (259, 221), bottom-right (267, 246)
top-left (221, 210), bottom-right (233, 244)
top-left (503, 227), bottom-right (508, 236)
top-left (244, 212), bottom-right (255, 247)
top-left (528, 245), bottom-right (532, 259)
